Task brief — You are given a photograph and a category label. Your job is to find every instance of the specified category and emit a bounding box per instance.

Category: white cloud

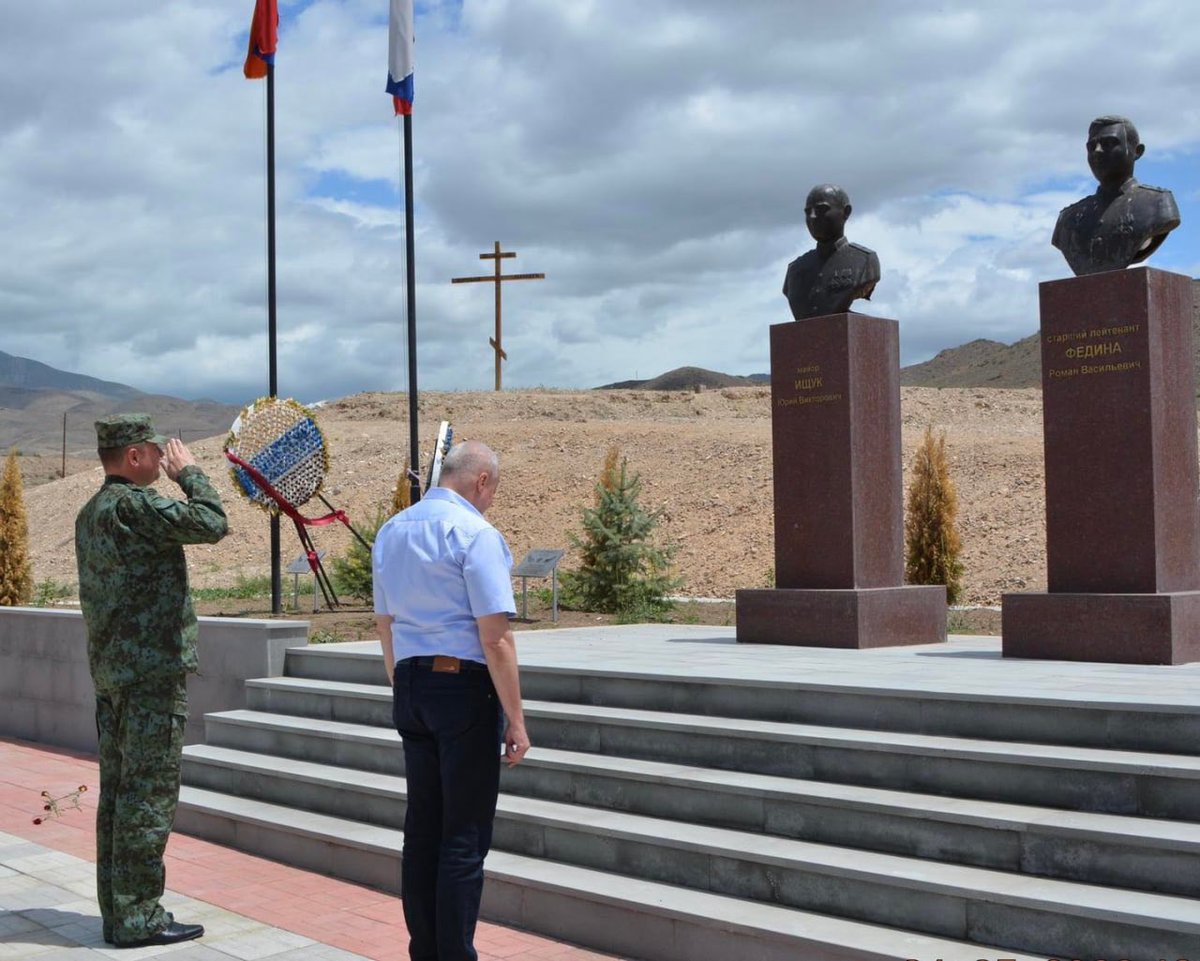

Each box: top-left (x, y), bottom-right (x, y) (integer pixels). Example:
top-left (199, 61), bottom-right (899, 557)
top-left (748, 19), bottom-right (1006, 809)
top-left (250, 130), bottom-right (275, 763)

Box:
top-left (2, 0), bottom-right (1200, 402)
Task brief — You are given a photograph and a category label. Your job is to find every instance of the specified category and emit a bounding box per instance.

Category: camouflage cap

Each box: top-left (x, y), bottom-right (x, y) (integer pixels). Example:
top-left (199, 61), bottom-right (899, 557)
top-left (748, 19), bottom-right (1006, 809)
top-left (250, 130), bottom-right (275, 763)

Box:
top-left (95, 414), bottom-right (169, 450)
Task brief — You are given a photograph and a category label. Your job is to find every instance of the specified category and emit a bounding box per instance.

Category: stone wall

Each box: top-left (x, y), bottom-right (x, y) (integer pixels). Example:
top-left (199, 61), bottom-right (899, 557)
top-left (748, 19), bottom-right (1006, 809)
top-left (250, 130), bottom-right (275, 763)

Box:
top-left (0, 608), bottom-right (309, 752)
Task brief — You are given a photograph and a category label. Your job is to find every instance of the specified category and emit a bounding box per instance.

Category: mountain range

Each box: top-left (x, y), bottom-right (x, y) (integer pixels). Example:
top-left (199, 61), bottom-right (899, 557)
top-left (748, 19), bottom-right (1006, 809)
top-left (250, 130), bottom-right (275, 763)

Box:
top-left (0, 350), bottom-right (239, 455)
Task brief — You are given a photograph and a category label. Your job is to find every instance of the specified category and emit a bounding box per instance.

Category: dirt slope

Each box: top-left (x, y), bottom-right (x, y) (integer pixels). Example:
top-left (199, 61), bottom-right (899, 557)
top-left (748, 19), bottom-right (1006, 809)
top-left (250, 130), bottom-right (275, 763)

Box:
top-left (26, 386), bottom-right (1048, 607)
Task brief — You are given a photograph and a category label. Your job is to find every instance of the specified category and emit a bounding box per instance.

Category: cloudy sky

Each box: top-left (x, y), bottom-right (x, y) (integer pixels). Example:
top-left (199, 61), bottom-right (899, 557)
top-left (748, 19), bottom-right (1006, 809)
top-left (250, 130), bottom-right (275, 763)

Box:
top-left (3, 0), bottom-right (1200, 403)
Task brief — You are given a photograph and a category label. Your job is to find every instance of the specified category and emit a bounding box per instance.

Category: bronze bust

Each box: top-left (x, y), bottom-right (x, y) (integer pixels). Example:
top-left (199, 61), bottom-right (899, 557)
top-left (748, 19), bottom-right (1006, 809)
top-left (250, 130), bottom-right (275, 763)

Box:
top-left (783, 184), bottom-right (880, 320)
top-left (1052, 116), bottom-right (1180, 276)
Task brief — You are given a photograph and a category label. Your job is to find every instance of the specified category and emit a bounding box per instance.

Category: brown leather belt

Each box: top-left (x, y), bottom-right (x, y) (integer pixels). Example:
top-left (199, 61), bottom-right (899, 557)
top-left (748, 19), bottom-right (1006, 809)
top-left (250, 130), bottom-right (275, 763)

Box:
top-left (400, 655), bottom-right (487, 674)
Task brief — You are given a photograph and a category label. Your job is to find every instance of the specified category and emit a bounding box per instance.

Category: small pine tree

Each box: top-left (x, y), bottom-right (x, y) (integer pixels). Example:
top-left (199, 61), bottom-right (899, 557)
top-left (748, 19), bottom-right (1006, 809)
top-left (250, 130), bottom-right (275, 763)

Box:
top-left (390, 462), bottom-right (412, 516)
top-left (904, 427), bottom-right (964, 605)
top-left (561, 454), bottom-right (679, 620)
top-left (0, 450), bottom-right (33, 606)
top-left (332, 506), bottom-right (391, 603)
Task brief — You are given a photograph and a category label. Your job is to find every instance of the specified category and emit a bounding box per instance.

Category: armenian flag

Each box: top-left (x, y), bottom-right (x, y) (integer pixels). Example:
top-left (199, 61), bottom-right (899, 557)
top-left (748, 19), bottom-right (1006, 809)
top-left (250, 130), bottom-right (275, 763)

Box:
top-left (244, 0), bottom-right (278, 79)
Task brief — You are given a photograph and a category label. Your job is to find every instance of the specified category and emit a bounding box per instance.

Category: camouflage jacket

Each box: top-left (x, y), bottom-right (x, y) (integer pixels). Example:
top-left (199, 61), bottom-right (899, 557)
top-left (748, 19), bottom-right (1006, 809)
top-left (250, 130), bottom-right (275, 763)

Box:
top-left (75, 467), bottom-right (228, 692)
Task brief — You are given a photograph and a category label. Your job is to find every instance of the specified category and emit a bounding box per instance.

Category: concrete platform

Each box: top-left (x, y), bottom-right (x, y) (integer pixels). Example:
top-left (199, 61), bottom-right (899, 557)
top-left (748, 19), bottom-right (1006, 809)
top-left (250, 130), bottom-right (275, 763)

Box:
top-left (503, 625), bottom-right (1200, 705)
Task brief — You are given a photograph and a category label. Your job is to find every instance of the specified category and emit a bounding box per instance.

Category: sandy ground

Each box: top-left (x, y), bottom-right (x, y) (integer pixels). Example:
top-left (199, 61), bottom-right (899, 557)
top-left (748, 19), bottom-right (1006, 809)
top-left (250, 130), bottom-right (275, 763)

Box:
top-left (24, 386), bottom-right (1046, 608)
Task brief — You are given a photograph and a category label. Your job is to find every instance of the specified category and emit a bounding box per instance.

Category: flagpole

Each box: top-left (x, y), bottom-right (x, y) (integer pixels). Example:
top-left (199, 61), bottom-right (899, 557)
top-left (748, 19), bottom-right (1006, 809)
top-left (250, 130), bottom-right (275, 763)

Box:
top-left (403, 112), bottom-right (420, 505)
top-left (267, 62), bottom-right (282, 614)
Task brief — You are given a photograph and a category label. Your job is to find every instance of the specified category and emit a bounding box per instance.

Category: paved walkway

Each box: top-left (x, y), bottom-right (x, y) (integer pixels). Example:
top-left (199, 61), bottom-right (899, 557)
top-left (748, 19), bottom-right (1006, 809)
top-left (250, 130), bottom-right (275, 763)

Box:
top-left (0, 739), bottom-right (619, 961)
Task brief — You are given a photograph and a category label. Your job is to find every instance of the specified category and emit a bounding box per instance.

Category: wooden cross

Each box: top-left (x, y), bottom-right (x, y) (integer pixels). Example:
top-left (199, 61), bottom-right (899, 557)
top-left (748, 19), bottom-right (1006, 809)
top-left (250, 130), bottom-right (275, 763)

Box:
top-left (451, 241), bottom-right (545, 390)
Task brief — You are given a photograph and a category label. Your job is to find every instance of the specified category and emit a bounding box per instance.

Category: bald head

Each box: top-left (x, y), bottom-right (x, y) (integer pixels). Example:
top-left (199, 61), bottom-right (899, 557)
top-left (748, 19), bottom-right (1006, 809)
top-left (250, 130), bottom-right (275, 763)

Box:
top-left (805, 183), bottom-right (851, 245)
top-left (806, 183), bottom-right (850, 209)
top-left (438, 440), bottom-right (501, 513)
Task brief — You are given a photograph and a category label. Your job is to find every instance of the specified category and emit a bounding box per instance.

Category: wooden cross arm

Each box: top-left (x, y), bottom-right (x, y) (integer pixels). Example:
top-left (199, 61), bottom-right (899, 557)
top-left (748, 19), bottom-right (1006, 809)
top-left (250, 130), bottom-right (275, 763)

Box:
top-left (451, 273), bottom-right (545, 284)
top-left (488, 336), bottom-right (508, 360)
top-left (480, 251), bottom-right (517, 260)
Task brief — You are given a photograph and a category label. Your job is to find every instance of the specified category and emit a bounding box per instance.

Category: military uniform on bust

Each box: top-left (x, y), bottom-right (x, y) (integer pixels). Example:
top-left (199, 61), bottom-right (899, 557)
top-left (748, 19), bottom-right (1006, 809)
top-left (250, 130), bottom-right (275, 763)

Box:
top-left (1051, 114), bottom-right (1181, 277)
top-left (1052, 180), bottom-right (1180, 277)
top-left (75, 414), bottom-right (228, 948)
top-left (783, 183), bottom-right (880, 321)
top-left (783, 237), bottom-right (881, 320)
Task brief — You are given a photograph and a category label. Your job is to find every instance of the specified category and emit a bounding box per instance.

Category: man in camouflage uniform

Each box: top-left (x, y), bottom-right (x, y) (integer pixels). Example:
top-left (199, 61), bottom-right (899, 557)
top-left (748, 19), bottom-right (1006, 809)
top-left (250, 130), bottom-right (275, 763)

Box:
top-left (76, 414), bottom-right (228, 948)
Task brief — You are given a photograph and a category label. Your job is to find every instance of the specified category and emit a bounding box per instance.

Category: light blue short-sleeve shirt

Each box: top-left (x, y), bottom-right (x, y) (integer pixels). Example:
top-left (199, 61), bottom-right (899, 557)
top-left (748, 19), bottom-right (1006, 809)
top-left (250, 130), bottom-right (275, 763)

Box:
top-left (372, 487), bottom-right (515, 664)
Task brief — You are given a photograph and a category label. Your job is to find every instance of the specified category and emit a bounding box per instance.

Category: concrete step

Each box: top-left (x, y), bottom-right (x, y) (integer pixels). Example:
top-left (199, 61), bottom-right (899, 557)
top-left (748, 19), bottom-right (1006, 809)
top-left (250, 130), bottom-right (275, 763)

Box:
top-left (285, 646), bottom-right (384, 685)
top-left (171, 785), bottom-right (1094, 961)
top-left (203, 708), bottom-right (401, 774)
top-left (244, 676), bottom-right (393, 725)
top-left (283, 644), bottom-right (1200, 754)
top-left (526, 698), bottom-right (1200, 820)
top-left (179, 750), bottom-right (1200, 959)
top-left (199, 708), bottom-right (1200, 897)
top-left (241, 677), bottom-right (1200, 819)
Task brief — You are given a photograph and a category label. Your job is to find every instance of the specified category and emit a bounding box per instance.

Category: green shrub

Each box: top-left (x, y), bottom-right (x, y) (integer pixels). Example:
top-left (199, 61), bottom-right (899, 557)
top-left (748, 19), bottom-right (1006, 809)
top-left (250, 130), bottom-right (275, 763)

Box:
top-left (309, 628), bottom-right (348, 645)
top-left (31, 578), bottom-right (73, 607)
top-left (560, 450), bottom-right (679, 621)
top-left (192, 575), bottom-right (273, 601)
top-left (332, 506), bottom-right (390, 603)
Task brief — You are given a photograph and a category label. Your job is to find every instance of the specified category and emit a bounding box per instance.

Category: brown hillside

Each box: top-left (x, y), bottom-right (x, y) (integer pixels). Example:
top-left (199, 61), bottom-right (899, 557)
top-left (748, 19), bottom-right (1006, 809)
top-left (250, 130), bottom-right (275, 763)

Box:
top-left (597, 366), bottom-right (755, 391)
top-left (900, 334), bottom-right (1041, 388)
top-left (27, 386), bottom-right (1047, 608)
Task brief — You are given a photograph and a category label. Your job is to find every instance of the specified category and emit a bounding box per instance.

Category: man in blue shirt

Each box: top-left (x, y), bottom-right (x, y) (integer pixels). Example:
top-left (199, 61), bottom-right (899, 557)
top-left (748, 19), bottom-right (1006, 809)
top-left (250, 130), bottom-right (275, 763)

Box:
top-left (373, 440), bottom-right (530, 961)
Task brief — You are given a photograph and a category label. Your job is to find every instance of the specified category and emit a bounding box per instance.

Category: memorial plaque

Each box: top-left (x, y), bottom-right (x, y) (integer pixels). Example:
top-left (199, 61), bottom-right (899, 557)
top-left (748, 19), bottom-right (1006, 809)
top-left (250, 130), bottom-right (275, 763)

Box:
top-left (513, 549), bottom-right (565, 578)
top-left (737, 313), bottom-right (945, 648)
top-left (1003, 267), bottom-right (1200, 664)
top-left (512, 548), bottom-right (565, 622)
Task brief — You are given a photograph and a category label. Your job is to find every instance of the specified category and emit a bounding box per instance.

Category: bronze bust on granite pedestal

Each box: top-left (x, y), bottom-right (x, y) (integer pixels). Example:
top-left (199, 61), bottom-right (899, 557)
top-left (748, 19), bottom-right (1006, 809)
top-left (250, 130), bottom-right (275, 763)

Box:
top-left (1051, 115), bottom-right (1180, 277)
top-left (783, 184), bottom-right (881, 320)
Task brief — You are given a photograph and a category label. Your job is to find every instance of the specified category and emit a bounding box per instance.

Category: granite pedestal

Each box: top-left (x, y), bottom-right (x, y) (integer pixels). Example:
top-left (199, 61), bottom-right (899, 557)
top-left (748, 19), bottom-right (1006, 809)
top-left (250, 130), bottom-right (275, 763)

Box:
top-left (1003, 267), bottom-right (1200, 665)
top-left (737, 314), bottom-right (946, 648)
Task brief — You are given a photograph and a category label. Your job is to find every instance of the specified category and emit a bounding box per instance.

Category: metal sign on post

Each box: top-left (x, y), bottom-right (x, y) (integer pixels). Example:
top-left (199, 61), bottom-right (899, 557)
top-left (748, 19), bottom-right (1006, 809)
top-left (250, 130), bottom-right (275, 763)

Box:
top-left (511, 549), bottom-right (566, 622)
top-left (287, 551), bottom-right (327, 613)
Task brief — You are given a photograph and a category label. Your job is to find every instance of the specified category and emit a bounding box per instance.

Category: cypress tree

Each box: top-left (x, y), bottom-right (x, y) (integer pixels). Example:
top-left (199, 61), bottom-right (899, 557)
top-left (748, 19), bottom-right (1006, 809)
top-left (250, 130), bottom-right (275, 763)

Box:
top-left (390, 461), bottom-right (412, 516)
top-left (904, 427), bottom-right (964, 605)
top-left (0, 450), bottom-right (34, 606)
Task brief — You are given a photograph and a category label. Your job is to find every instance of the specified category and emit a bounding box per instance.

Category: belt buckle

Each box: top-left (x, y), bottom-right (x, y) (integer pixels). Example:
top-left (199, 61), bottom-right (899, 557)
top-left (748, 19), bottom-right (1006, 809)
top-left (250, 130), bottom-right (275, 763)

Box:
top-left (432, 655), bottom-right (461, 674)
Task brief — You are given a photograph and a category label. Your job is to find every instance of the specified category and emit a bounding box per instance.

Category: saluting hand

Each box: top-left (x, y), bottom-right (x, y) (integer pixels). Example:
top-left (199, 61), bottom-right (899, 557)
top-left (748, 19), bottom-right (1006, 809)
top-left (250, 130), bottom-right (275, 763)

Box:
top-left (163, 438), bottom-right (196, 483)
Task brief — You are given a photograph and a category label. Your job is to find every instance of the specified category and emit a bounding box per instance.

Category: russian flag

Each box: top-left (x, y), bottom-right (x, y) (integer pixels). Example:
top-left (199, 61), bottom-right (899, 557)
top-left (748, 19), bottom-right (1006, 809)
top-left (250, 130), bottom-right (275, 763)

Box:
top-left (244, 0), bottom-right (278, 80)
top-left (387, 0), bottom-right (414, 115)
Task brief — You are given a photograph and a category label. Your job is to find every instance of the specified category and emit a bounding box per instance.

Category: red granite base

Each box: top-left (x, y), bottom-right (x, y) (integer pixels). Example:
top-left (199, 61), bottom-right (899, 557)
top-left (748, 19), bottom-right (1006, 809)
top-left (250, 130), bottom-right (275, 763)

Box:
top-left (1002, 591), bottom-right (1200, 665)
top-left (735, 586), bottom-right (946, 648)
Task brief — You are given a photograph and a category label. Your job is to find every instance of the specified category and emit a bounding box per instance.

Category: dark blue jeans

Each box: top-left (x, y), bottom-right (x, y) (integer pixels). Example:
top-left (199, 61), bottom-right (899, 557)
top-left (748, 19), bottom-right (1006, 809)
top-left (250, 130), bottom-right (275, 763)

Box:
top-left (392, 663), bottom-right (502, 961)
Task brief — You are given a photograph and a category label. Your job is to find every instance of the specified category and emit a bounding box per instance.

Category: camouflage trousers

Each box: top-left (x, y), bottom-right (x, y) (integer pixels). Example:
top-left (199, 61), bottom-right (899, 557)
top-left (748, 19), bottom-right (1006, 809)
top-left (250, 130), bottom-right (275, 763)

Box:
top-left (94, 678), bottom-right (188, 944)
